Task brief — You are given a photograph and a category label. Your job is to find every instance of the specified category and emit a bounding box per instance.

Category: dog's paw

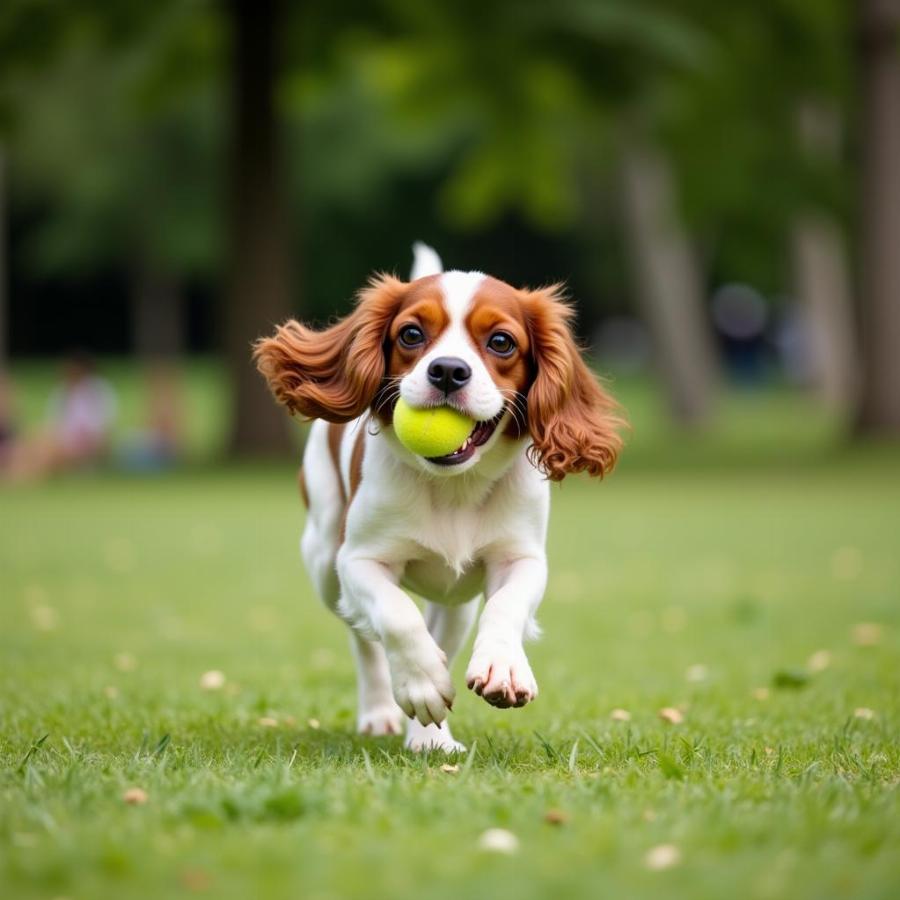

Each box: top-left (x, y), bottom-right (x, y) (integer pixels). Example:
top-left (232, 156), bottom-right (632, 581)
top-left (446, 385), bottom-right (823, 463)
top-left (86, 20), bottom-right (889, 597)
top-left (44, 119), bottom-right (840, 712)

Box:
top-left (386, 631), bottom-right (455, 726)
top-left (405, 720), bottom-right (467, 754)
top-left (465, 640), bottom-right (537, 709)
top-left (357, 702), bottom-right (405, 736)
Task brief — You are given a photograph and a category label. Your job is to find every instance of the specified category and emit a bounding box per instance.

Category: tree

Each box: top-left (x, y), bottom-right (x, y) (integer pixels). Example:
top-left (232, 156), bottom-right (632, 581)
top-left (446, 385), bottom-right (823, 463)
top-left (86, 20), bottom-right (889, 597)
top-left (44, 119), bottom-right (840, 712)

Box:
top-left (619, 137), bottom-right (718, 424)
top-left (1, 2), bottom-right (222, 364)
top-left (856, 0), bottom-right (900, 433)
top-left (0, 148), bottom-right (6, 368)
top-left (224, 0), bottom-right (293, 456)
top-left (791, 102), bottom-right (857, 416)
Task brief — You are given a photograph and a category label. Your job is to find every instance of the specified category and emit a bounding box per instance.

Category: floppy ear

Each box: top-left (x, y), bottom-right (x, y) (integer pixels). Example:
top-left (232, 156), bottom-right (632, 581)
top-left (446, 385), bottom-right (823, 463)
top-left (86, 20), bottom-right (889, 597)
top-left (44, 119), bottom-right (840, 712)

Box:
top-left (523, 286), bottom-right (625, 481)
top-left (254, 274), bottom-right (406, 423)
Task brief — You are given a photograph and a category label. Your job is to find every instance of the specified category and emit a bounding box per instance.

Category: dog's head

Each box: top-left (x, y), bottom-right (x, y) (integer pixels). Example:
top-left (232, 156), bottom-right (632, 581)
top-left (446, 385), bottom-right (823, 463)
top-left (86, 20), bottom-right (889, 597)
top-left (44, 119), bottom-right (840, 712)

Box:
top-left (254, 271), bottom-right (623, 480)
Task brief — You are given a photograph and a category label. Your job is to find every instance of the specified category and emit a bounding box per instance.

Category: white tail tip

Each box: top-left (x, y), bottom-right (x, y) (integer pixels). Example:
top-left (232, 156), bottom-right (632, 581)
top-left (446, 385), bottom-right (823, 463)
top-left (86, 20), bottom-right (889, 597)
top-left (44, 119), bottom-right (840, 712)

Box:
top-left (411, 241), bottom-right (443, 280)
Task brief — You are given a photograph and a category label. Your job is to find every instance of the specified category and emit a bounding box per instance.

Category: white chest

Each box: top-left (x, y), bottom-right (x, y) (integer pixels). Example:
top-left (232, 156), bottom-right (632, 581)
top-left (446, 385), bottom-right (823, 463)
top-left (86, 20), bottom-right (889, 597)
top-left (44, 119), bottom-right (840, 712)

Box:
top-left (401, 555), bottom-right (486, 604)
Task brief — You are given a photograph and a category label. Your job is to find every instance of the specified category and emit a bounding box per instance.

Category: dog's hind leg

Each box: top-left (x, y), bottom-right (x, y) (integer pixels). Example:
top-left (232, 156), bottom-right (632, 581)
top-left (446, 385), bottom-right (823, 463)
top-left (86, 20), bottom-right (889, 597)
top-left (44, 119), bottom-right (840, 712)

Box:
top-left (300, 421), bottom-right (404, 736)
top-left (350, 632), bottom-right (405, 736)
top-left (405, 599), bottom-right (480, 753)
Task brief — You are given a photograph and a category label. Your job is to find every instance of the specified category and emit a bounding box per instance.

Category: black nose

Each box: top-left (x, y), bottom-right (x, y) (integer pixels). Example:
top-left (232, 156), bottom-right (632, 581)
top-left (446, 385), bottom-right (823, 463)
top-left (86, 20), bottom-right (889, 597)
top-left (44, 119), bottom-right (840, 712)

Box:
top-left (427, 356), bottom-right (471, 394)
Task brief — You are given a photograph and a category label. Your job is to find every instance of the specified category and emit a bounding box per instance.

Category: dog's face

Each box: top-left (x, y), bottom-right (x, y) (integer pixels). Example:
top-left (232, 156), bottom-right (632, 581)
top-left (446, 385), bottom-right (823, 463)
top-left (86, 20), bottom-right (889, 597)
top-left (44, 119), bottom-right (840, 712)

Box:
top-left (255, 271), bottom-right (623, 480)
top-left (381, 272), bottom-right (529, 474)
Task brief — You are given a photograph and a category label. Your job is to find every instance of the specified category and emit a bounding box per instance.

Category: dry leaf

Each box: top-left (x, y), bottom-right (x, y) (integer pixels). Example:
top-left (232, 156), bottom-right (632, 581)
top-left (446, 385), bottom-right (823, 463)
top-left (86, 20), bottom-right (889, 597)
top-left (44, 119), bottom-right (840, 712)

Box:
top-left (807, 650), bottom-right (831, 672)
top-left (122, 787), bottom-right (148, 805)
top-left (544, 808), bottom-right (569, 825)
top-left (199, 670), bottom-right (226, 691)
top-left (852, 623), bottom-right (883, 647)
top-left (645, 844), bottom-right (681, 870)
top-left (478, 828), bottom-right (519, 854)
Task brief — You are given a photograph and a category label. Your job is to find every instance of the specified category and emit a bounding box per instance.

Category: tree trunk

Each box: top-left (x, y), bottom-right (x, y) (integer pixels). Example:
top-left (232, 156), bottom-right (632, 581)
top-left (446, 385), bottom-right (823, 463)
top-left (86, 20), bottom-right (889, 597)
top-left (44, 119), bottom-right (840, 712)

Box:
top-left (791, 216), bottom-right (858, 415)
top-left (224, 0), bottom-right (293, 456)
top-left (619, 139), bottom-right (718, 425)
top-left (791, 101), bottom-right (858, 417)
top-left (132, 264), bottom-right (184, 360)
top-left (0, 148), bottom-right (7, 370)
top-left (856, 0), bottom-right (900, 434)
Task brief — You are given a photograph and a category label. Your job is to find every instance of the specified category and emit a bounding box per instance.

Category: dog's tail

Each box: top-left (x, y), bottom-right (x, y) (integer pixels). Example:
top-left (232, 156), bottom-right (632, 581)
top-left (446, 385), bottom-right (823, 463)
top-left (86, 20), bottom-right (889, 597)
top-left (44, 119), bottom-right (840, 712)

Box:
top-left (410, 241), bottom-right (443, 280)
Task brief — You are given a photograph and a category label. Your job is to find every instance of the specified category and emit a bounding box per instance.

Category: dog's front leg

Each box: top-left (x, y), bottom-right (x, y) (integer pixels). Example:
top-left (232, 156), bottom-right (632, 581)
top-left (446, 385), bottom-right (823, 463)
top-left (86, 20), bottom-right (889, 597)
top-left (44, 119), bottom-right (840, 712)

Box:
top-left (337, 552), bottom-right (455, 726)
top-left (466, 555), bottom-right (547, 709)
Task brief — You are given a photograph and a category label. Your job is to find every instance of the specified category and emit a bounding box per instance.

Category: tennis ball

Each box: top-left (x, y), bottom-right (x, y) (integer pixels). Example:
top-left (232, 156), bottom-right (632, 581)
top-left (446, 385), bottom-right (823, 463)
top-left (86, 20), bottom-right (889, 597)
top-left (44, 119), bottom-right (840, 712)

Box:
top-left (393, 398), bottom-right (475, 458)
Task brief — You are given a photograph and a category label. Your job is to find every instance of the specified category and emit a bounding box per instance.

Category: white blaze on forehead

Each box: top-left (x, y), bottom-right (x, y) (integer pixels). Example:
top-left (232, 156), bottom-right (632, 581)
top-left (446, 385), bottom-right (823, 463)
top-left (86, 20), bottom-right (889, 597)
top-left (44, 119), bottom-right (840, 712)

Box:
top-left (439, 271), bottom-right (486, 326)
top-left (400, 268), bottom-right (503, 424)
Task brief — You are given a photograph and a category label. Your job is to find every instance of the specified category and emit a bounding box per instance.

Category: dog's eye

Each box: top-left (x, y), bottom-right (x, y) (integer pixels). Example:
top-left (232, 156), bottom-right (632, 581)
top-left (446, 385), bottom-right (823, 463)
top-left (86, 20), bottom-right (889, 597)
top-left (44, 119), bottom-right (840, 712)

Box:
top-left (398, 324), bottom-right (425, 348)
top-left (487, 332), bottom-right (516, 357)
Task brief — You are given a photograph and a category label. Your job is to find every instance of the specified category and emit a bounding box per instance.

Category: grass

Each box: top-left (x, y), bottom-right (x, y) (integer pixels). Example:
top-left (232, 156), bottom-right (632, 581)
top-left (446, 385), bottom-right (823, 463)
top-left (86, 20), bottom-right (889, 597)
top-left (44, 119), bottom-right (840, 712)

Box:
top-left (2, 362), bottom-right (899, 899)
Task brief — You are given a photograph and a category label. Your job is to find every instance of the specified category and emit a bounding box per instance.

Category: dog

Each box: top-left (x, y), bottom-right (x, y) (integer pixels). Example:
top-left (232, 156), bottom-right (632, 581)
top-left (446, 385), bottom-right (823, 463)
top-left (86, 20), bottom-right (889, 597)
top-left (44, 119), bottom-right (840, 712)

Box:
top-left (254, 243), bottom-right (623, 752)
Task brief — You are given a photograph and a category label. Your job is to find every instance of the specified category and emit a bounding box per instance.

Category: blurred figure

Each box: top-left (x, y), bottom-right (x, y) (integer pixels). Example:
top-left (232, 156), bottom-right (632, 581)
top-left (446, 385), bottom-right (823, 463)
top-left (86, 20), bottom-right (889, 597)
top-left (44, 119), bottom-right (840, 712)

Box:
top-left (3, 352), bottom-right (117, 481)
top-left (119, 364), bottom-right (186, 471)
top-left (711, 283), bottom-right (770, 385)
top-left (0, 374), bottom-right (18, 468)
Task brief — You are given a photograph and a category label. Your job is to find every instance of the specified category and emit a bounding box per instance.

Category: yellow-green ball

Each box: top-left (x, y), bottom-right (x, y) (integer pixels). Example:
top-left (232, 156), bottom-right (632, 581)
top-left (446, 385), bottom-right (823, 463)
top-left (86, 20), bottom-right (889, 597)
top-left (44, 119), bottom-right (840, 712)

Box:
top-left (393, 398), bottom-right (475, 458)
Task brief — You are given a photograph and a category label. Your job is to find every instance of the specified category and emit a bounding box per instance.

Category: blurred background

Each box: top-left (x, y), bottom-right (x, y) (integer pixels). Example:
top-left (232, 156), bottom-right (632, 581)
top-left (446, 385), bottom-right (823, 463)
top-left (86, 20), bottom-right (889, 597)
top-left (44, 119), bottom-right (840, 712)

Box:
top-left (0, 0), bottom-right (898, 473)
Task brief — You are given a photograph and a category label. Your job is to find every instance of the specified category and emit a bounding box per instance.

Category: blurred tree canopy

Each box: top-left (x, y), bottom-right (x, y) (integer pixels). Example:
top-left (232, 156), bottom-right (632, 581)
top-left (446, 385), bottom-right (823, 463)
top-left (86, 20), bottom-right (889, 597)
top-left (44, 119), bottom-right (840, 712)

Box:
top-left (2, 0), bottom-right (887, 446)
top-left (1, 0), bottom-right (853, 315)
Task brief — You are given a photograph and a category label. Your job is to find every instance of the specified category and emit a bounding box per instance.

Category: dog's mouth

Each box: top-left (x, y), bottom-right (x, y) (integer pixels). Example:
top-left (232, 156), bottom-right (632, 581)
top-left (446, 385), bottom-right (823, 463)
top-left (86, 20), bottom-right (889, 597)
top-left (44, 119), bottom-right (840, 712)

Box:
top-left (426, 411), bottom-right (504, 466)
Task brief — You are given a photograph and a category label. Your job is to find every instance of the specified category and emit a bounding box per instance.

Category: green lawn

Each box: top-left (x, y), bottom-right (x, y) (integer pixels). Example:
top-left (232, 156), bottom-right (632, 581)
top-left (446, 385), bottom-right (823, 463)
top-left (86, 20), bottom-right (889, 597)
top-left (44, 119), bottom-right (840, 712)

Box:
top-left (2, 368), bottom-right (899, 899)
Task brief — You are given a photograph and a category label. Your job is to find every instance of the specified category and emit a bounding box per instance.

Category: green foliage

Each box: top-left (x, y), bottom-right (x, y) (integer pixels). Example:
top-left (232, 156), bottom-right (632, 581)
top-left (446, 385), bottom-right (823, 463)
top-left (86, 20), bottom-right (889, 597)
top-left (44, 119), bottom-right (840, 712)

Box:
top-left (0, 0), bottom-right (857, 307)
top-left (3, 1), bottom-right (224, 278)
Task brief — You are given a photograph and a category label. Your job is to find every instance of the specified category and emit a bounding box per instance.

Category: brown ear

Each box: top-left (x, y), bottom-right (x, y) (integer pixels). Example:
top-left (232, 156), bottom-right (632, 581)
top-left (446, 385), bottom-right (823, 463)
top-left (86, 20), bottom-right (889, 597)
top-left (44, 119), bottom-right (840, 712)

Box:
top-left (523, 286), bottom-right (625, 481)
top-left (254, 274), bottom-right (406, 423)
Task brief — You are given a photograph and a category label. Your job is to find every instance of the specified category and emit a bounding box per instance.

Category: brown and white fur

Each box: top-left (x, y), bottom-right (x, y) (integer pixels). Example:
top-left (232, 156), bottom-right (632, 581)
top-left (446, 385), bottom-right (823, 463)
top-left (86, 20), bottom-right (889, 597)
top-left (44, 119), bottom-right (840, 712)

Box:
top-left (255, 244), bottom-right (623, 752)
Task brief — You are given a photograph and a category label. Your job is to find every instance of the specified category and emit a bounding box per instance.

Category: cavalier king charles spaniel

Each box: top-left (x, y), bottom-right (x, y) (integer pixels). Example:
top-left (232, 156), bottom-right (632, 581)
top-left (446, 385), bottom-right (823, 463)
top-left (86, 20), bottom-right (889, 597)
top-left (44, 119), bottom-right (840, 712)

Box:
top-left (255, 243), bottom-right (623, 752)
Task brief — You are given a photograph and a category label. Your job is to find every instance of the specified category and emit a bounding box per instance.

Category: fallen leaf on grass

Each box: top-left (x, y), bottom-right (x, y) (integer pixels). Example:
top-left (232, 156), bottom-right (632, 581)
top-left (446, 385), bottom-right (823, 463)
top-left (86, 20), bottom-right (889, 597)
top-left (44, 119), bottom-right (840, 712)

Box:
top-left (644, 844), bottom-right (681, 870)
top-left (199, 670), bottom-right (226, 691)
top-left (478, 828), bottom-right (519, 854)
top-left (852, 623), bottom-right (883, 647)
top-left (544, 808), bottom-right (569, 825)
top-left (122, 787), bottom-right (148, 805)
top-left (807, 650), bottom-right (831, 672)
top-left (658, 707), bottom-right (684, 725)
